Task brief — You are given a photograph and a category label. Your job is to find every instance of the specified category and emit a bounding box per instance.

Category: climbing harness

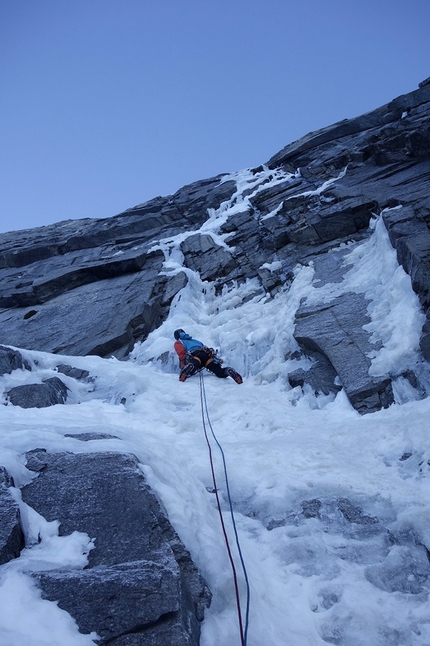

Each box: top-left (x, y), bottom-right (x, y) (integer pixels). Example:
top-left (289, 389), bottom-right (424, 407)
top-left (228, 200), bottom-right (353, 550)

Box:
top-left (199, 371), bottom-right (250, 645)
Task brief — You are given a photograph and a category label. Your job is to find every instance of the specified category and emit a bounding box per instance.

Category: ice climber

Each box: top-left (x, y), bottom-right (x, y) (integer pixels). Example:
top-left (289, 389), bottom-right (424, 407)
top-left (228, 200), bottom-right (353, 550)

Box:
top-left (173, 329), bottom-right (243, 384)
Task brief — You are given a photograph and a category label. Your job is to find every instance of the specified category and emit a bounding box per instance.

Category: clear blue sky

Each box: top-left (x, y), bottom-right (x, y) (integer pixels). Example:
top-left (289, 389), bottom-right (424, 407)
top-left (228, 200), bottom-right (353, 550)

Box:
top-left (1, 0), bottom-right (429, 234)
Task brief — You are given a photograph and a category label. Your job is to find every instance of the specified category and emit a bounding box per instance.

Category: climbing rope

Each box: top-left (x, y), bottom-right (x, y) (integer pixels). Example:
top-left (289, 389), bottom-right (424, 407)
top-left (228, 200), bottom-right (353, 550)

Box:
top-left (199, 371), bottom-right (250, 646)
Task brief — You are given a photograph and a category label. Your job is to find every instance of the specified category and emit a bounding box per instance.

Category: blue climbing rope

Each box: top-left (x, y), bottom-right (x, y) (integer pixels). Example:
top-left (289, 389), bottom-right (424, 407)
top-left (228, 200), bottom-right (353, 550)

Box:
top-left (199, 371), bottom-right (251, 645)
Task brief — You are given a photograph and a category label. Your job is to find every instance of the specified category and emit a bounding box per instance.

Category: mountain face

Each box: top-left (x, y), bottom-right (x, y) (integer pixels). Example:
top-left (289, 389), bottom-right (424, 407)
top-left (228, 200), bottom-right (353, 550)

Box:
top-left (1, 82), bottom-right (430, 414)
top-left (1, 81), bottom-right (430, 645)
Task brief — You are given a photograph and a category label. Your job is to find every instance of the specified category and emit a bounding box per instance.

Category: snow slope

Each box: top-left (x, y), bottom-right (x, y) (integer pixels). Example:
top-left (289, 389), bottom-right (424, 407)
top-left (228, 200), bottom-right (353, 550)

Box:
top-left (1, 203), bottom-right (430, 645)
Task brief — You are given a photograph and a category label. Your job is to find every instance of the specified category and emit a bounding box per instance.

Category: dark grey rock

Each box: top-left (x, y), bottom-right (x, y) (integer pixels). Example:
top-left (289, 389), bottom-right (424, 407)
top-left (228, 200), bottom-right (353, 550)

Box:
top-left (0, 176), bottom-right (236, 358)
top-left (161, 271), bottom-right (188, 306)
top-left (301, 499), bottom-right (322, 519)
top-left (399, 452), bottom-right (412, 462)
top-left (6, 377), bottom-right (69, 408)
top-left (288, 349), bottom-right (341, 397)
top-left (0, 176), bottom-right (235, 269)
top-left (0, 467), bottom-right (24, 565)
top-left (22, 451), bottom-right (211, 645)
top-left (181, 234), bottom-right (237, 283)
top-left (3, 269), bottom-right (186, 360)
top-left (0, 253), bottom-right (167, 358)
top-left (382, 205), bottom-right (430, 309)
top-left (0, 345), bottom-right (31, 375)
top-left (420, 321), bottom-right (430, 361)
top-left (37, 562), bottom-right (190, 646)
top-left (337, 498), bottom-right (379, 525)
top-left (64, 432), bottom-right (120, 441)
top-left (294, 292), bottom-right (394, 413)
top-left (310, 197), bottom-right (377, 243)
top-left (267, 82), bottom-right (430, 168)
top-left (170, 176), bottom-right (236, 224)
top-left (55, 364), bottom-right (90, 381)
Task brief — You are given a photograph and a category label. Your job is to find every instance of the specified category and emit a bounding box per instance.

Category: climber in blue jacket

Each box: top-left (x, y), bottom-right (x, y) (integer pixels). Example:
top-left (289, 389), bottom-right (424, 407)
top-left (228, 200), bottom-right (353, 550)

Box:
top-left (173, 329), bottom-right (243, 383)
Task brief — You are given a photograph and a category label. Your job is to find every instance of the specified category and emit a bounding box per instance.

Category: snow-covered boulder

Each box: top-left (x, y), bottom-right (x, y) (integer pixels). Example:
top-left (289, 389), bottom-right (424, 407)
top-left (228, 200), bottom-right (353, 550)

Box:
top-left (21, 449), bottom-right (211, 645)
top-left (6, 377), bottom-right (69, 409)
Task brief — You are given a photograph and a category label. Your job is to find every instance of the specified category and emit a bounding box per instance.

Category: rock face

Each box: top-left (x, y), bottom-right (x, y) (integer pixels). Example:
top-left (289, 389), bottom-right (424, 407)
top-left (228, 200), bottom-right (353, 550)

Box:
top-left (0, 467), bottom-right (24, 566)
top-left (0, 177), bottom-right (235, 358)
top-left (6, 376), bottom-right (69, 408)
top-left (0, 345), bottom-right (30, 375)
top-left (0, 82), bottom-right (429, 413)
top-left (294, 292), bottom-right (394, 414)
top-left (1, 83), bottom-right (430, 645)
top-left (21, 448), bottom-right (211, 646)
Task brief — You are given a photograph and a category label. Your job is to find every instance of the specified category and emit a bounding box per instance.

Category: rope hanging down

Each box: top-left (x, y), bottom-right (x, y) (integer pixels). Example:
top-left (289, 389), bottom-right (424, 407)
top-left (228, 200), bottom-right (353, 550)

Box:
top-left (199, 371), bottom-right (250, 646)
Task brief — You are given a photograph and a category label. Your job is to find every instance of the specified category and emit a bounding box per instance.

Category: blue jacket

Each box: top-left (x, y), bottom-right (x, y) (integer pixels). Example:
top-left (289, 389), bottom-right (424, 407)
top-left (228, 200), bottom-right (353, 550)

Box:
top-left (177, 332), bottom-right (204, 353)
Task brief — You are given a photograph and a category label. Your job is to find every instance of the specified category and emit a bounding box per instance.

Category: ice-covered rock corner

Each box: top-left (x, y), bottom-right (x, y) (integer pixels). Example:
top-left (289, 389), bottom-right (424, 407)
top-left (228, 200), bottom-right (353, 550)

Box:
top-left (0, 79), bottom-right (430, 645)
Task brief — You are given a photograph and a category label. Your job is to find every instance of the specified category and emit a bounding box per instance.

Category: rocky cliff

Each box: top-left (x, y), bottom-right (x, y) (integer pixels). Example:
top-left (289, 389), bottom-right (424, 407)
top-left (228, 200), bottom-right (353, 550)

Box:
top-left (1, 80), bottom-right (429, 414)
top-left (1, 80), bottom-right (430, 644)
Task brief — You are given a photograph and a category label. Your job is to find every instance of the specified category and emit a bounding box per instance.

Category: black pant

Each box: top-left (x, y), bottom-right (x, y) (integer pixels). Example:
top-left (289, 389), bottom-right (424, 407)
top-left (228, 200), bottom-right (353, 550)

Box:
top-left (188, 348), bottom-right (228, 378)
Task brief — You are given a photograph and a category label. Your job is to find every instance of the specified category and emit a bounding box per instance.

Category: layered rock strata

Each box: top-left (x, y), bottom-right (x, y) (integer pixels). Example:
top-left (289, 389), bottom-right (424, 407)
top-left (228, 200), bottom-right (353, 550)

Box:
top-left (0, 82), bottom-right (429, 412)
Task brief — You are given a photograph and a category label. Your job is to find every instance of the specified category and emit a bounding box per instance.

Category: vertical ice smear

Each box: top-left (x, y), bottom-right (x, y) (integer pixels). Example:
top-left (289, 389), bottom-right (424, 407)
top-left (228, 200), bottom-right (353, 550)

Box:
top-left (152, 163), bottom-right (347, 289)
top-left (221, 165), bottom-right (299, 200)
top-left (358, 214), bottom-right (426, 377)
top-left (151, 165), bottom-right (298, 273)
top-left (131, 262), bottom-right (315, 384)
top-left (285, 165), bottom-right (348, 199)
top-left (301, 212), bottom-right (426, 378)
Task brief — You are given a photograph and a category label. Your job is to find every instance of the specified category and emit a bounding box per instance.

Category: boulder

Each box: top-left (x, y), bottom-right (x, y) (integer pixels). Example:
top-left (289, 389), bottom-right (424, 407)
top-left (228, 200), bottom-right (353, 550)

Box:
top-left (6, 377), bottom-right (69, 408)
top-left (21, 450), bottom-right (211, 645)
top-left (55, 364), bottom-right (91, 381)
top-left (37, 562), bottom-right (190, 646)
top-left (64, 432), bottom-right (119, 441)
